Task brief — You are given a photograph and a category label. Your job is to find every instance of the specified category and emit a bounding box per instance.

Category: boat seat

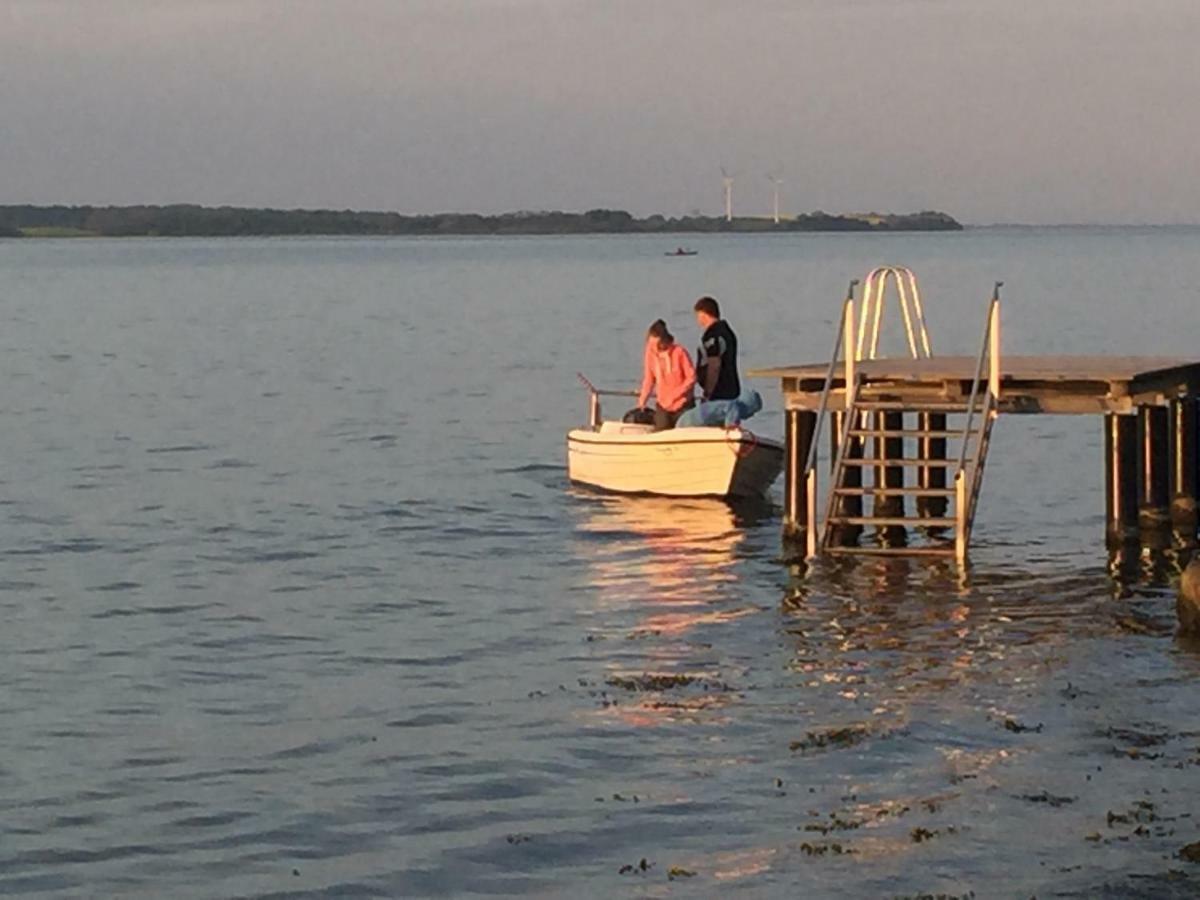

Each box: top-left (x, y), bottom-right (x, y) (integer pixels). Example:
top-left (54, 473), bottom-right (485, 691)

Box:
top-left (599, 421), bottom-right (655, 435)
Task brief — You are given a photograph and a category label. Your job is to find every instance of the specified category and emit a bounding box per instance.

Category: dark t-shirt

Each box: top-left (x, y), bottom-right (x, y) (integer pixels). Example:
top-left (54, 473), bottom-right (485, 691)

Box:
top-left (697, 319), bottom-right (740, 400)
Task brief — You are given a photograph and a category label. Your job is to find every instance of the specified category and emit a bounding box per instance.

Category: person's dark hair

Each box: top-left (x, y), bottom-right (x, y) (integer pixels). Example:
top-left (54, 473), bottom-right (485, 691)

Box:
top-left (647, 318), bottom-right (674, 346)
top-left (693, 296), bottom-right (720, 319)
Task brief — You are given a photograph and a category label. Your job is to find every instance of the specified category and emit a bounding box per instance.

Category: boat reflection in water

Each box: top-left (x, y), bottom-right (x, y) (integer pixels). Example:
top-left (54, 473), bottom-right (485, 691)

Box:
top-left (572, 492), bottom-right (773, 726)
top-left (574, 491), bottom-right (772, 613)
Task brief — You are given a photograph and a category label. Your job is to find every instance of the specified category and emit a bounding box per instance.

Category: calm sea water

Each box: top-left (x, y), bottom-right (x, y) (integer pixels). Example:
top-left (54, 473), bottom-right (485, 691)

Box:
top-left (1, 230), bottom-right (1199, 898)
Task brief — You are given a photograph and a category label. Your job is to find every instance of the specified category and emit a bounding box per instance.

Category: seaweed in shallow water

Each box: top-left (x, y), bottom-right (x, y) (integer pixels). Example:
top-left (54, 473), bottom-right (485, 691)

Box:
top-left (790, 724), bottom-right (872, 752)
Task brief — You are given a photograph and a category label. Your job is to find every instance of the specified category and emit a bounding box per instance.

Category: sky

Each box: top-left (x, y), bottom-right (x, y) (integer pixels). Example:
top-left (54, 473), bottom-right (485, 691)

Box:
top-left (1, 0), bottom-right (1198, 224)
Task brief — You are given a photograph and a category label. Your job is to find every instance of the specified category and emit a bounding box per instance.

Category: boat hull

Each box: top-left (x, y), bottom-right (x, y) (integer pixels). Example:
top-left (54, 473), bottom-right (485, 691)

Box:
top-left (567, 426), bottom-right (783, 498)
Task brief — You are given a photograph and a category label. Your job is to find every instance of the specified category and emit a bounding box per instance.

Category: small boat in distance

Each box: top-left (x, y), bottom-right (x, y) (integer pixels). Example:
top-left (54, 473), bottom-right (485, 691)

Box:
top-left (665, 247), bottom-right (698, 257)
top-left (568, 374), bottom-right (782, 498)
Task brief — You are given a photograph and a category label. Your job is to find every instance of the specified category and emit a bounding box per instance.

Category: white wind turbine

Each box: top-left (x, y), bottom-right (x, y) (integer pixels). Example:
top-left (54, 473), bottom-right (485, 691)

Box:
top-left (720, 166), bottom-right (736, 222)
top-left (766, 172), bottom-right (784, 224)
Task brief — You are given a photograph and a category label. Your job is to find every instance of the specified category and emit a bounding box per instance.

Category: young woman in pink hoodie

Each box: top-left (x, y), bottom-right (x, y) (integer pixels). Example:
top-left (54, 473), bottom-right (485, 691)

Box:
top-left (637, 319), bottom-right (697, 431)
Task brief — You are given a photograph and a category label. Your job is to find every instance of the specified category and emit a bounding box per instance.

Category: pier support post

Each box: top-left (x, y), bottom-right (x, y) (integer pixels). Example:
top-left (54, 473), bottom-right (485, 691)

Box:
top-left (875, 411), bottom-right (907, 546)
top-left (829, 410), bottom-right (843, 472)
top-left (1138, 405), bottom-right (1171, 550)
top-left (784, 409), bottom-right (817, 550)
top-left (917, 412), bottom-right (949, 521)
top-left (1170, 398), bottom-right (1198, 548)
top-left (1105, 413), bottom-right (1139, 550)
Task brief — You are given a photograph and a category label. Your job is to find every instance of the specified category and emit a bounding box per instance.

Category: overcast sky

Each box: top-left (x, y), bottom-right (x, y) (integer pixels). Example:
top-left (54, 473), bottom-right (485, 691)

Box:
top-left (2, 0), bottom-right (1197, 223)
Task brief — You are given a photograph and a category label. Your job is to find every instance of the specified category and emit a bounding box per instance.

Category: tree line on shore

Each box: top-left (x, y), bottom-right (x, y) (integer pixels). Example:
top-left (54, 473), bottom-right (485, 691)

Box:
top-left (0, 204), bottom-right (962, 238)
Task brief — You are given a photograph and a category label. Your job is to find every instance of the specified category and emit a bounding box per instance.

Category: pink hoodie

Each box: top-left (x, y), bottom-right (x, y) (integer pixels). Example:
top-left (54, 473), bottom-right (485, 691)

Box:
top-left (638, 342), bottom-right (696, 412)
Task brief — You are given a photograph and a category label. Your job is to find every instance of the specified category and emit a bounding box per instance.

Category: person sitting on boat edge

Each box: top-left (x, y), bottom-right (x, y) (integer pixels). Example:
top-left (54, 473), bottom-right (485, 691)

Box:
top-left (676, 388), bottom-right (763, 429)
top-left (693, 295), bottom-right (740, 402)
top-left (636, 319), bottom-right (696, 431)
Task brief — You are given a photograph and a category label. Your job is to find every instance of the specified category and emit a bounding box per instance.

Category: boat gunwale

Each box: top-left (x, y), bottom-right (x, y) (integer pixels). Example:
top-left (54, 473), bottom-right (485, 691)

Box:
top-left (567, 430), bottom-right (783, 451)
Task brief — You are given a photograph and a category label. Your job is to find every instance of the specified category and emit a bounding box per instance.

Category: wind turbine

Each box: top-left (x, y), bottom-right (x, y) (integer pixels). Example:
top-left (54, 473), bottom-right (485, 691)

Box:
top-left (720, 166), bottom-right (736, 222)
top-left (766, 172), bottom-right (784, 224)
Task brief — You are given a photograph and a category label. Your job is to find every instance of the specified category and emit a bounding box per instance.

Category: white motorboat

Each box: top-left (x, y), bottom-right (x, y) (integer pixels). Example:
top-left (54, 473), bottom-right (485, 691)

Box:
top-left (567, 375), bottom-right (783, 498)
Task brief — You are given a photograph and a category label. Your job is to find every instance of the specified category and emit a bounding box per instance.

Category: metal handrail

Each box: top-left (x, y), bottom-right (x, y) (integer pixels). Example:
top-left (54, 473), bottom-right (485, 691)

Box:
top-left (576, 372), bottom-right (639, 397)
top-left (908, 273), bottom-right (933, 358)
top-left (951, 286), bottom-right (1000, 562)
top-left (859, 267), bottom-right (894, 358)
top-left (857, 266), bottom-right (933, 362)
top-left (798, 281), bottom-right (859, 559)
top-left (577, 372), bottom-right (639, 428)
top-left (802, 282), bottom-right (858, 476)
top-left (954, 284), bottom-right (1003, 475)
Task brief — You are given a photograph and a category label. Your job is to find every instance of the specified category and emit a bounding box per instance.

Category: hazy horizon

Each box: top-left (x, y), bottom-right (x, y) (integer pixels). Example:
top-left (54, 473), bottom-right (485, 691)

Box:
top-left (3, 0), bottom-right (1198, 226)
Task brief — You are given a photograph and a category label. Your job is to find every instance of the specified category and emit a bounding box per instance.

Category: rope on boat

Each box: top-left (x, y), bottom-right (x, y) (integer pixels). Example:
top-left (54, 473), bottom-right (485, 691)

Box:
top-left (725, 425), bottom-right (759, 458)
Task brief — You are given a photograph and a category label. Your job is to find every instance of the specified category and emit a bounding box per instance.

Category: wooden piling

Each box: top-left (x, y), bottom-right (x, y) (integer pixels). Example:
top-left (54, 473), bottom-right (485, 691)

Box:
top-left (1138, 405), bottom-right (1171, 548)
top-left (829, 410), bottom-right (843, 473)
top-left (875, 411), bottom-right (907, 546)
top-left (917, 411), bottom-right (949, 520)
top-left (784, 409), bottom-right (817, 547)
top-left (1169, 399), bottom-right (1198, 547)
top-left (828, 410), bottom-right (862, 545)
top-left (1105, 413), bottom-right (1139, 550)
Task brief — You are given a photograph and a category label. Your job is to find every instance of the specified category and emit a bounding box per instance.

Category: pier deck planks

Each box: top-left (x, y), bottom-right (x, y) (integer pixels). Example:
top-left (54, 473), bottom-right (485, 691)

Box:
top-left (751, 355), bottom-right (1200, 415)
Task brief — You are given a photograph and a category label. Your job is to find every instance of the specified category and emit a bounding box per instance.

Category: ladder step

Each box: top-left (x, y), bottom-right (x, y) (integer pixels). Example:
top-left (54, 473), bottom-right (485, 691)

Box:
top-left (856, 401), bottom-right (983, 412)
top-left (848, 429), bottom-right (966, 439)
top-left (839, 458), bottom-right (969, 467)
top-left (827, 516), bottom-right (958, 528)
top-left (824, 545), bottom-right (957, 557)
top-left (832, 486), bottom-right (956, 496)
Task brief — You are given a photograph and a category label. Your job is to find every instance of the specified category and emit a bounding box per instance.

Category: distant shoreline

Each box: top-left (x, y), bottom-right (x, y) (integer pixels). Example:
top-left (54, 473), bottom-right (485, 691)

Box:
top-left (0, 204), bottom-right (962, 238)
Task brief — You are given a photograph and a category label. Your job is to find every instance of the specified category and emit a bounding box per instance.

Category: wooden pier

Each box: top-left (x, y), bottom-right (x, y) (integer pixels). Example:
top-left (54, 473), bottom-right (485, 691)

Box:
top-left (749, 268), bottom-right (1200, 564)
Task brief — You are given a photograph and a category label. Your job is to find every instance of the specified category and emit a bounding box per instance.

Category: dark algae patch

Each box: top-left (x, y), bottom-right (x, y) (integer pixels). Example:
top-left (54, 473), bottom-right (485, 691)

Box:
top-left (1107, 800), bottom-right (1159, 827)
top-left (1105, 726), bottom-right (1170, 747)
top-left (1084, 799), bottom-right (1193, 850)
top-left (802, 815), bottom-right (866, 834)
top-left (790, 723), bottom-right (877, 752)
top-left (1002, 716), bottom-right (1043, 733)
top-left (1106, 725), bottom-right (1172, 759)
top-left (1020, 790), bottom-right (1076, 807)
top-left (911, 826), bottom-right (957, 843)
top-left (606, 673), bottom-right (697, 691)
top-left (799, 841), bottom-right (856, 856)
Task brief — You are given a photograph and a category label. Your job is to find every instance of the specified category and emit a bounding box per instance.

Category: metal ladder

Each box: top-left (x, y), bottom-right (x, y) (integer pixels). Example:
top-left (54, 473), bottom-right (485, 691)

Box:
top-left (802, 273), bottom-right (1002, 564)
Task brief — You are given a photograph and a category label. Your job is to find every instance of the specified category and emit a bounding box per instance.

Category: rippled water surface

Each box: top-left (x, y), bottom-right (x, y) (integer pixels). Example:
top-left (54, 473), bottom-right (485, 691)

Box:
top-left (2, 231), bottom-right (1200, 898)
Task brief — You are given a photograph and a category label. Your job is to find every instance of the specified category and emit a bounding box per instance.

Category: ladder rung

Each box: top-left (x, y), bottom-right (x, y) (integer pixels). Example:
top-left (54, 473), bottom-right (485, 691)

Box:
top-left (832, 486), bottom-right (956, 496)
top-left (839, 458), bottom-right (968, 467)
top-left (824, 545), bottom-right (957, 557)
top-left (827, 516), bottom-right (958, 528)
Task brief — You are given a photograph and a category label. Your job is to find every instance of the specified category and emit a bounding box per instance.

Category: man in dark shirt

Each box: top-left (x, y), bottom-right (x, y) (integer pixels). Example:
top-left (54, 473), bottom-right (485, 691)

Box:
top-left (693, 296), bottom-right (740, 401)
